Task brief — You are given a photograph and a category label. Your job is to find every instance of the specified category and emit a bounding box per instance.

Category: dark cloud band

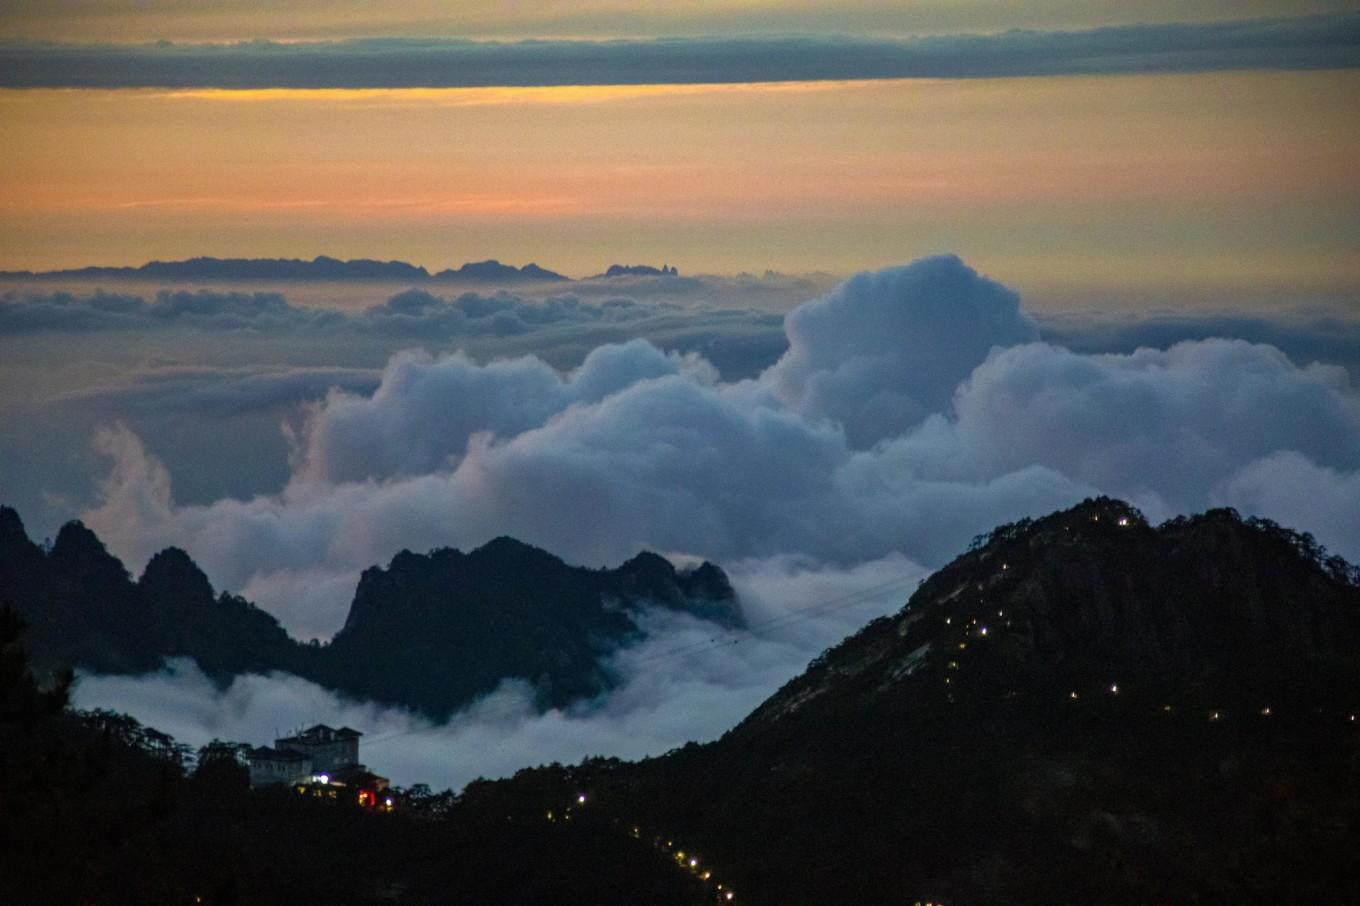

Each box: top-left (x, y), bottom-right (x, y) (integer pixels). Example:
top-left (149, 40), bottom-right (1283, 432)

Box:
top-left (2, 14), bottom-right (1356, 89)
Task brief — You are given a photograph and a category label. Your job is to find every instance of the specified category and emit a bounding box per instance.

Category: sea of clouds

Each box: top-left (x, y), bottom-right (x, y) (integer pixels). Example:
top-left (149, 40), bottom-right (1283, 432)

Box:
top-left (48, 254), bottom-right (1360, 787)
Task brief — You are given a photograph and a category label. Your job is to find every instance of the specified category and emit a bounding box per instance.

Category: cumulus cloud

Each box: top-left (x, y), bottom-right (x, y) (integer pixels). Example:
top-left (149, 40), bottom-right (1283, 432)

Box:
top-left (294, 340), bottom-right (715, 485)
top-left (764, 255), bottom-right (1038, 446)
top-left (73, 553), bottom-right (925, 789)
top-left (866, 339), bottom-right (1360, 519)
top-left (1217, 451), bottom-right (1360, 563)
top-left (4, 15), bottom-right (1357, 89)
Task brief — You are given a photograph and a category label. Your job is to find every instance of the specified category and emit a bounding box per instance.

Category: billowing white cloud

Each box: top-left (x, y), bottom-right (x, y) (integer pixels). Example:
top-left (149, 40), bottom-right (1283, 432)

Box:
top-left (864, 339), bottom-right (1360, 519)
top-left (1217, 451), bottom-right (1360, 563)
top-left (764, 255), bottom-right (1038, 446)
top-left (295, 340), bottom-right (714, 485)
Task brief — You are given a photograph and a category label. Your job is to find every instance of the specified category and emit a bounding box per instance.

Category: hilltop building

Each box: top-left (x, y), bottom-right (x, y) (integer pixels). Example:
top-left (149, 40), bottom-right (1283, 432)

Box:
top-left (275, 723), bottom-right (362, 772)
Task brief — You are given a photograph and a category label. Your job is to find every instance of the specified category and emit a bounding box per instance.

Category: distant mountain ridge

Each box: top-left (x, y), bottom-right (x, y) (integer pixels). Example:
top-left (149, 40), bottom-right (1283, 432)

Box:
top-left (0, 506), bottom-right (742, 717)
top-left (0, 255), bottom-right (569, 283)
top-left (594, 263), bottom-right (679, 278)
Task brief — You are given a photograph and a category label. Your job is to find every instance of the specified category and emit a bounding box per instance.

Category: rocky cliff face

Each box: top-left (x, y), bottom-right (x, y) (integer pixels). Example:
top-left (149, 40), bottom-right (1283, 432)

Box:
top-left (324, 537), bottom-right (742, 715)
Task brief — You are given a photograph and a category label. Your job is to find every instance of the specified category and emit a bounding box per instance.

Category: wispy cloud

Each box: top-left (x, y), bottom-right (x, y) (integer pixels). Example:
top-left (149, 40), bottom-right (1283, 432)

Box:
top-left (2, 15), bottom-right (1356, 89)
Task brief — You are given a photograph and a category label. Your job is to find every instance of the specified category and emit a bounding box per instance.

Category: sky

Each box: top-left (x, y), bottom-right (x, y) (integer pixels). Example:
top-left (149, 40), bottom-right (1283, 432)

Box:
top-left (2, 2), bottom-right (1359, 787)
top-left (0, 7), bottom-right (1357, 296)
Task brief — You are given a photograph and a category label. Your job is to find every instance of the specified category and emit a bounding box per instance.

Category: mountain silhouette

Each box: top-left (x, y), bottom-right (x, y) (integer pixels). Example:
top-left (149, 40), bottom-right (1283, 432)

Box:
top-left (1, 255), bottom-right (568, 283)
top-left (0, 507), bottom-right (741, 717)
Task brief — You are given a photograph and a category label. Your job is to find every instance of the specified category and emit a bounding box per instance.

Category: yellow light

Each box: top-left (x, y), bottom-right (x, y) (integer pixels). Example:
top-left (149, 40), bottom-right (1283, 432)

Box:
top-left (702, 871), bottom-right (711, 880)
top-left (1261, 707), bottom-right (1271, 716)
top-left (1069, 691), bottom-right (1079, 700)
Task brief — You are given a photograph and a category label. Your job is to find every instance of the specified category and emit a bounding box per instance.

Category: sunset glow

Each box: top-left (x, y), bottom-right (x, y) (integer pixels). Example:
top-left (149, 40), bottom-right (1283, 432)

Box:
top-left (3, 70), bottom-right (1356, 298)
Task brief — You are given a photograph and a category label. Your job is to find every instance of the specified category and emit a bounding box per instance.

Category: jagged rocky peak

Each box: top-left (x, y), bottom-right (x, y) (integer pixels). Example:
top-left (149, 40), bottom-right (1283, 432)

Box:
top-left (326, 536), bottom-right (744, 714)
top-left (615, 551), bottom-right (741, 628)
top-left (340, 536), bottom-right (743, 639)
top-left (0, 505), bottom-right (37, 553)
top-left (470, 535), bottom-right (563, 570)
top-left (139, 547), bottom-right (215, 605)
top-left (49, 520), bottom-right (129, 584)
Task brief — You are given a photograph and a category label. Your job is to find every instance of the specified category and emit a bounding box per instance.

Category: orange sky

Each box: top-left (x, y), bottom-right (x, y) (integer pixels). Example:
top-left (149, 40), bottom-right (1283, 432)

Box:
top-left (1, 70), bottom-right (1358, 299)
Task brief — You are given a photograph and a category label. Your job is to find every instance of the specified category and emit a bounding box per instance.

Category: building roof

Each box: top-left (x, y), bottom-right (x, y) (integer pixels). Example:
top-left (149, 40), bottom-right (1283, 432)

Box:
top-left (249, 745), bottom-right (311, 763)
top-left (277, 723), bottom-right (364, 745)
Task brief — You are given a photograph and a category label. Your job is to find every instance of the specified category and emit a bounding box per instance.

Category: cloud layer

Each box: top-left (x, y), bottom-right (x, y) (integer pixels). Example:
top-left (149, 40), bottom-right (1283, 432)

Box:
top-left (70, 255), bottom-right (1360, 647)
top-left (3, 15), bottom-right (1357, 89)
